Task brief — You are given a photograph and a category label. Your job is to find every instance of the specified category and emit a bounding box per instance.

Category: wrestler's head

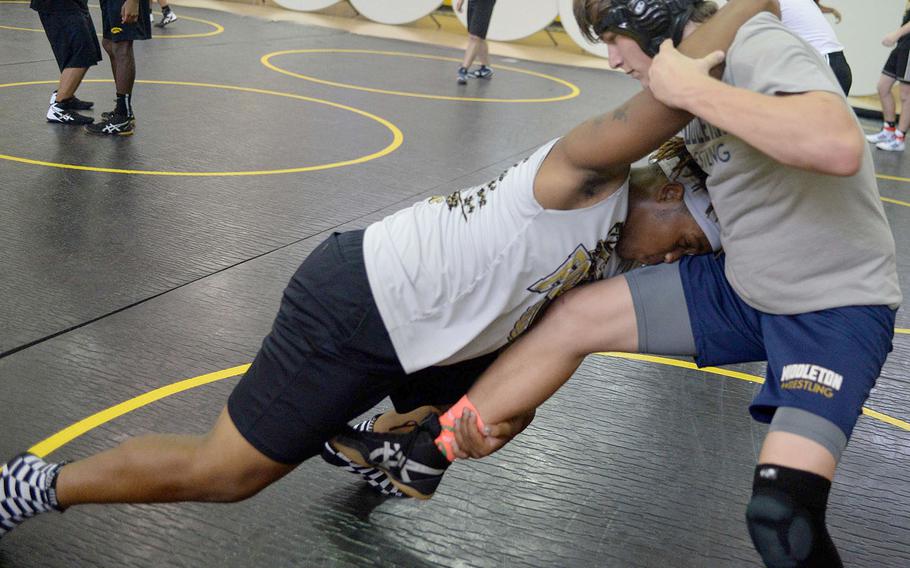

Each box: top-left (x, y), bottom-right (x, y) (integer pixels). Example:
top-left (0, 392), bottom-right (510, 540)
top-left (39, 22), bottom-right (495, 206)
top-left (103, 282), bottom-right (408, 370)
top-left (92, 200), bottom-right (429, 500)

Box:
top-left (574, 0), bottom-right (717, 86)
top-left (618, 137), bottom-right (720, 265)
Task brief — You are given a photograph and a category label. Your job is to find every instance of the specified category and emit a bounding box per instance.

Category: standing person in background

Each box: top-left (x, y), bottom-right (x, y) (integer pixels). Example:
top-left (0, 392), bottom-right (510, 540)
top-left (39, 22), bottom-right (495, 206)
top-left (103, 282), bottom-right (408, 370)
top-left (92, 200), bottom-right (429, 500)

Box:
top-left (780, 0), bottom-right (851, 94)
top-left (152, 0), bottom-right (177, 28)
top-left (86, 0), bottom-right (151, 136)
top-left (31, 0), bottom-right (102, 125)
top-left (454, 0), bottom-right (496, 85)
top-left (866, 4), bottom-right (910, 152)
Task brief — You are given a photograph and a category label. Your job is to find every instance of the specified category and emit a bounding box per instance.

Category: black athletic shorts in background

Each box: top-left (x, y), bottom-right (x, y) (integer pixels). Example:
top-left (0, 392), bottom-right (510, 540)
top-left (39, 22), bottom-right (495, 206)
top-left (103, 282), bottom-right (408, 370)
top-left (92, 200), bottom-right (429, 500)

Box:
top-left (467, 0), bottom-right (497, 39)
top-left (38, 10), bottom-right (101, 71)
top-left (100, 0), bottom-right (151, 41)
top-left (882, 45), bottom-right (910, 83)
top-left (227, 231), bottom-right (497, 464)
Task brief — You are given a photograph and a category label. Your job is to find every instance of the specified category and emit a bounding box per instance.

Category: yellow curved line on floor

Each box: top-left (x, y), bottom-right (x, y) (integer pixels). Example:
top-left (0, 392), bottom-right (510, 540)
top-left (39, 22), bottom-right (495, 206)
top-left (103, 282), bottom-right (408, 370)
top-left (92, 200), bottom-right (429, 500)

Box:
top-left (28, 350), bottom-right (910, 459)
top-left (880, 195), bottom-right (910, 207)
top-left (261, 49), bottom-right (580, 103)
top-left (598, 352), bottom-right (910, 431)
top-left (28, 364), bottom-right (251, 458)
top-left (0, 79), bottom-right (403, 176)
top-left (0, 3), bottom-right (224, 39)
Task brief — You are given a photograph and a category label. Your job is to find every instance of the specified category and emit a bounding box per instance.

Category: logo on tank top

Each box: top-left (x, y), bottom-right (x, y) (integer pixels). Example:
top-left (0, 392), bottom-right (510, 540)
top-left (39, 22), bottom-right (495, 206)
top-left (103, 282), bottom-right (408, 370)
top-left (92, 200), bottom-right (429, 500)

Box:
top-left (427, 158), bottom-right (528, 221)
top-left (780, 364), bottom-right (843, 399)
top-left (508, 224), bottom-right (624, 341)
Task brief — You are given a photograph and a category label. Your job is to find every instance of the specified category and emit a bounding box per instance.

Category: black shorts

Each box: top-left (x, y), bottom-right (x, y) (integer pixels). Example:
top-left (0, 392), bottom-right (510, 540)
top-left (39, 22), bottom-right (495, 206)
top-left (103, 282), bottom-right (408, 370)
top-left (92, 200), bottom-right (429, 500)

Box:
top-left (467, 0), bottom-right (496, 39)
top-left (38, 10), bottom-right (102, 72)
top-left (882, 44), bottom-right (910, 83)
top-left (227, 230), bottom-right (498, 464)
top-left (100, 0), bottom-right (151, 41)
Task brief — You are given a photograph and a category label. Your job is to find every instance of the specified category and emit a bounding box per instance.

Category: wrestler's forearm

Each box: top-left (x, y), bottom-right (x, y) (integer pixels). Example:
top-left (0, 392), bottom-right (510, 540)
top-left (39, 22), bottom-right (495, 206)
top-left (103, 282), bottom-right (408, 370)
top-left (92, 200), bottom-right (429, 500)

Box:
top-left (467, 277), bottom-right (637, 425)
top-left (562, 0), bottom-right (779, 172)
top-left (681, 80), bottom-right (863, 176)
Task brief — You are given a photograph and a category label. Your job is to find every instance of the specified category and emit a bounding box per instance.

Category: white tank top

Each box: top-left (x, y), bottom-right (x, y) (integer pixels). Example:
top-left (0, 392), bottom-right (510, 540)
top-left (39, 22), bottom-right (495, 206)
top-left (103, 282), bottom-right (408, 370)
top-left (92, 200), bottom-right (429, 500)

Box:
top-left (780, 0), bottom-right (843, 55)
top-left (363, 139), bottom-right (630, 373)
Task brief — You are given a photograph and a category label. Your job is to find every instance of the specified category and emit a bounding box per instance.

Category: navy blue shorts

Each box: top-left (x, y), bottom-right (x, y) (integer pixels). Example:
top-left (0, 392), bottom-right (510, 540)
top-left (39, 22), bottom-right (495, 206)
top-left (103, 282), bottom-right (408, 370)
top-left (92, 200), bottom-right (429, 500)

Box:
top-left (227, 231), bottom-right (497, 464)
top-left (679, 253), bottom-right (896, 439)
top-left (100, 0), bottom-right (151, 41)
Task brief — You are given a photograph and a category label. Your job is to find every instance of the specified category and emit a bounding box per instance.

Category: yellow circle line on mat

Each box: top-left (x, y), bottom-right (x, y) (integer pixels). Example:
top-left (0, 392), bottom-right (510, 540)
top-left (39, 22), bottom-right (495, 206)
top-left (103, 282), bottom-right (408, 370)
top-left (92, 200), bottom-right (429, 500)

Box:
top-left (597, 352), bottom-right (910, 431)
top-left (261, 49), bottom-right (581, 103)
top-left (880, 195), bottom-right (910, 207)
top-left (0, 3), bottom-right (224, 39)
top-left (896, 328), bottom-right (910, 334)
top-left (27, 352), bottom-right (909, 459)
top-left (0, 79), bottom-right (403, 176)
top-left (29, 364), bottom-right (251, 458)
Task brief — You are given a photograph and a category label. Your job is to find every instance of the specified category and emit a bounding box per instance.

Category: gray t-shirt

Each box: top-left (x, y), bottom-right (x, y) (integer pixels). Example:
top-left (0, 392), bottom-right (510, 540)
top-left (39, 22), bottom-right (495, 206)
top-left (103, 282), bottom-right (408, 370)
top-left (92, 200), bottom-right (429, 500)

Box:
top-left (683, 13), bottom-right (902, 314)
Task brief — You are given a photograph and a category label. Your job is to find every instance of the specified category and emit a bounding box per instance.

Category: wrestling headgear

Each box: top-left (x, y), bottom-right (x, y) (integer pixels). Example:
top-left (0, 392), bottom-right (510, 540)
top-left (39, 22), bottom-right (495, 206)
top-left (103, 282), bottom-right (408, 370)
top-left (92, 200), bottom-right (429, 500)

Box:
top-left (595, 0), bottom-right (696, 56)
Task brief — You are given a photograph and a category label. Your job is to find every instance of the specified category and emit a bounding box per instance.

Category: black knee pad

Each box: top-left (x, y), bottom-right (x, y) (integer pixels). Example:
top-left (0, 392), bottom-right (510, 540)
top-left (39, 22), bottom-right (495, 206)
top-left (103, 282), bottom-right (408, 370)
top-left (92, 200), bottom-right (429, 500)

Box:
top-left (745, 465), bottom-right (843, 568)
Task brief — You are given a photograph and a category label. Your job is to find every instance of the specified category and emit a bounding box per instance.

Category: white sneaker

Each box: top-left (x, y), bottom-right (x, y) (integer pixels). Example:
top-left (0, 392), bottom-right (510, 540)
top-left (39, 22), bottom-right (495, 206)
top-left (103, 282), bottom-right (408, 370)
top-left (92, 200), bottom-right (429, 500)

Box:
top-left (156, 11), bottom-right (177, 27)
top-left (876, 137), bottom-right (905, 152)
top-left (866, 128), bottom-right (896, 144)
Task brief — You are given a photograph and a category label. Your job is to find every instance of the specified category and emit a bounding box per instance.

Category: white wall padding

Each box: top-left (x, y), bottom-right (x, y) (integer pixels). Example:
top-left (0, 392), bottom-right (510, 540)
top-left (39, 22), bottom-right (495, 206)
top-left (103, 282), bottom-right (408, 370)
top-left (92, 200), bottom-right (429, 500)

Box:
top-left (271, 0), bottom-right (341, 11)
top-left (348, 0), bottom-right (443, 25)
top-left (455, 0), bottom-right (558, 42)
top-left (557, 0), bottom-right (611, 59)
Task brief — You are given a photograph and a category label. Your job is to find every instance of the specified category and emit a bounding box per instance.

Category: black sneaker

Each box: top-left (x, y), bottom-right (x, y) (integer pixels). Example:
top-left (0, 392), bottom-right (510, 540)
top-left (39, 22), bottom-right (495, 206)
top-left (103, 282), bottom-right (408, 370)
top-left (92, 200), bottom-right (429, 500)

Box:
top-left (58, 96), bottom-right (94, 110)
top-left (457, 66), bottom-right (469, 85)
top-left (0, 453), bottom-right (65, 539)
top-left (46, 103), bottom-right (93, 125)
top-left (86, 113), bottom-right (134, 136)
top-left (471, 65), bottom-right (493, 80)
top-left (332, 413), bottom-right (450, 500)
top-left (322, 414), bottom-right (407, 498)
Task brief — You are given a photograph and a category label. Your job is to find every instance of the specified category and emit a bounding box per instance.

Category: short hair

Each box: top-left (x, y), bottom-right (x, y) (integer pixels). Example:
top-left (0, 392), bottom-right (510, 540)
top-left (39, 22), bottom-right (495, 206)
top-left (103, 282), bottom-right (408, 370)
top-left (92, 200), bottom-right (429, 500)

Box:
top-left (573, 0), bottom-right (718, 44)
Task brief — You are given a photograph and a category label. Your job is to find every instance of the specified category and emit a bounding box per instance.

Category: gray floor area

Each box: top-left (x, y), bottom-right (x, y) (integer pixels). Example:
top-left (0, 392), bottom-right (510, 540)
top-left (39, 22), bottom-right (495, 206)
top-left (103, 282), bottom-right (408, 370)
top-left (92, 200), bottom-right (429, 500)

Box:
top-left (1, 3), bottom-right (909, 567)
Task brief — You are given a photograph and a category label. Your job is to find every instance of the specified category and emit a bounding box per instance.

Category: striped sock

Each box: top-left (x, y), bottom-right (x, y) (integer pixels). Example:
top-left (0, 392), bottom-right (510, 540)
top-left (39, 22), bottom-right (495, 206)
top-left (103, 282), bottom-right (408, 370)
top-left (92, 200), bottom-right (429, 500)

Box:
top-left (0, 453), bottom-right (65, 538)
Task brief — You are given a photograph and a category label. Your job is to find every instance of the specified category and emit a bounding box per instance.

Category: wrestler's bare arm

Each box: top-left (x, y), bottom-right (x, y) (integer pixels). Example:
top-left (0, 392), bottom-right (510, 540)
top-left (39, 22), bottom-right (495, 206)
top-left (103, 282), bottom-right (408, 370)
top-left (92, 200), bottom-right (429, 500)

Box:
top-left (534, 0), bottom-right (780, 207)
top-left (649, 42), bottom-right (863, 176)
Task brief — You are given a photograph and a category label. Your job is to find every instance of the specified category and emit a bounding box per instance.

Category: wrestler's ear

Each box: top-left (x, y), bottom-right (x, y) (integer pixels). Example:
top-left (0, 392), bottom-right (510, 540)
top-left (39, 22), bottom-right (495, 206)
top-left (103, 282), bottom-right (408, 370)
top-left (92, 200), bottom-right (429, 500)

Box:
top-left (657, 181), bottom-right (684, 203)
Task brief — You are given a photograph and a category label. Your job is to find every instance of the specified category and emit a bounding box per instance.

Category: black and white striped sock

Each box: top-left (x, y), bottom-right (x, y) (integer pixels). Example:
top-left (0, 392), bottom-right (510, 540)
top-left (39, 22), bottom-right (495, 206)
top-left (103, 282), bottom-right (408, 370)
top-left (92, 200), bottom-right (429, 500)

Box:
top-left (0, 453), bottom-right (65, 538)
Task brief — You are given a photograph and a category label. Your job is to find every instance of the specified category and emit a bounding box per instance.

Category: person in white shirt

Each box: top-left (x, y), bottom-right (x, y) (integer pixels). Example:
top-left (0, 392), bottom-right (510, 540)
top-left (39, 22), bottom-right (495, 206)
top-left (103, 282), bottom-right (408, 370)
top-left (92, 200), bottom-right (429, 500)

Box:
top-left (780, 0), bottom-right (851, 94)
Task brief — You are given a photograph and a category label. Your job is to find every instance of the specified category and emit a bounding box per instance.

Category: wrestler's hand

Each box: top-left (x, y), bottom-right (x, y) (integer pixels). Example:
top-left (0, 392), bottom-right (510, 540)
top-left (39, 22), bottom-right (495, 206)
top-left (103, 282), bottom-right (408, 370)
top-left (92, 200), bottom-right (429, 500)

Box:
top-left (883, 32), bottom-right (899, 48)
top-left (121, 0), bottom-right (139, 24)
top-left (451, 409), bottom-right (535, 459)
top-left (648, 40), bottom-right (725, 111)
top-left (455, 0), bottom-right (465, 13)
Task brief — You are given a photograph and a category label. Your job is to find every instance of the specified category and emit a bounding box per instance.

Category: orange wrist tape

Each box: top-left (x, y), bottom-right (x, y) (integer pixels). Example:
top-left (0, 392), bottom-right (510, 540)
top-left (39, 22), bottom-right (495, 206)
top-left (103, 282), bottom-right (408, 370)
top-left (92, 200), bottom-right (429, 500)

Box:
top-left (434, 395), bottom-right (485, 462)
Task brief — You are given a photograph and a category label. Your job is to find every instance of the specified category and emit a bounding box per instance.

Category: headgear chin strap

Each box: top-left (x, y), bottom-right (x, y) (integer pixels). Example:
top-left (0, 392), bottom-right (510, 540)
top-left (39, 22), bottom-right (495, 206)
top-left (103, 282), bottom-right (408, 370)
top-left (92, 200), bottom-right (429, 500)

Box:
top-left (595, 0), bottom-right (696, 56)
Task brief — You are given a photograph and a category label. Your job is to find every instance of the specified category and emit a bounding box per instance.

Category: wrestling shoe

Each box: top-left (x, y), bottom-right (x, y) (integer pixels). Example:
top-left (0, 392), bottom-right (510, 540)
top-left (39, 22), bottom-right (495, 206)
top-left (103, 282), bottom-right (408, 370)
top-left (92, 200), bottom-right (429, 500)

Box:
top-left (86, 113), bottom-right (134, 136)
top-left (457, 67), bottom-right (469, 85)
top-left (332, 413), bottom-right (450, 500)
top-left (876, 136), bottom-right (906, 152)
top-left (866, 128), bottom-right (895, 144)
top-left (0, 453), bottom-right (65, 539)
top-left (322, 414), bottom-right (406, 498)
top-left (46, 102), bottom-right (93, 125)
top-left (51, 91), bottom-right (94, 110)
top-left (471, 65), bottom-right (493, 79)
top-left (156, 11), bottom-right (178, 27)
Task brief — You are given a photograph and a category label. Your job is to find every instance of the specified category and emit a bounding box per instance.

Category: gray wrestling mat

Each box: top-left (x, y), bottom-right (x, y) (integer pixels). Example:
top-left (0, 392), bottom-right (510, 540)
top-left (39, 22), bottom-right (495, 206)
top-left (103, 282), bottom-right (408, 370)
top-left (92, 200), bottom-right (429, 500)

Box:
top-left (1, 3), bottom-right (908, 566)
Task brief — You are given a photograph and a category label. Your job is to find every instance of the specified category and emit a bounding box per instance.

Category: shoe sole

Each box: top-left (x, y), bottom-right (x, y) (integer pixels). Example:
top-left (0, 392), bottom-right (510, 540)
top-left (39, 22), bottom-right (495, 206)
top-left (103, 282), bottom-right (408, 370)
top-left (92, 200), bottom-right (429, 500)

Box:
top-left (47, 119), bottom-right (93, 125)
top-left (330, 438), bottom-right (434, 500)
top-left (85, 129), bottom-right (134, 136)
